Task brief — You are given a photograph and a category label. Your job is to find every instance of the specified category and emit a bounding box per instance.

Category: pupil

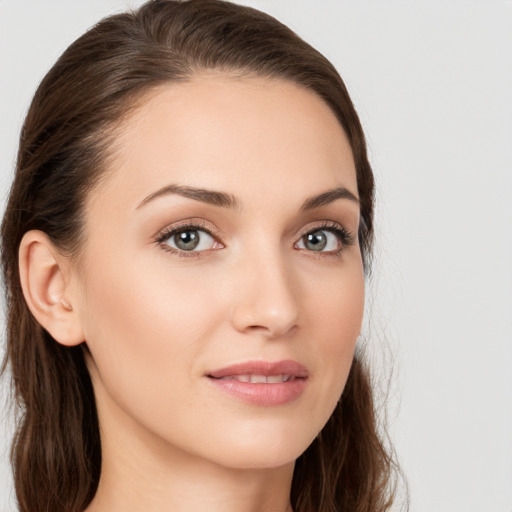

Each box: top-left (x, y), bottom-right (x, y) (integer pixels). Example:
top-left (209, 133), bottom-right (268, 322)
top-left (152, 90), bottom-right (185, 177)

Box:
top-left (306, 231), bottom-right (327, 251)
top-left (175, 230), bottom-right (200, 250)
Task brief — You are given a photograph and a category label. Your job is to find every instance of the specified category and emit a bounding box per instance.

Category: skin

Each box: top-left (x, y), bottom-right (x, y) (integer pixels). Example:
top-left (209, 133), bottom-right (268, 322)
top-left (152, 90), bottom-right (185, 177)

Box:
top-left (28, 75), bottom-right (365, 512)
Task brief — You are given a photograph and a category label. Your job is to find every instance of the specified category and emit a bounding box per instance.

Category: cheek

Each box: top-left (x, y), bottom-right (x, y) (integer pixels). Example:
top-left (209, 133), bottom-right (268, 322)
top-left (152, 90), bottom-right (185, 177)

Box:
top-left (78, 254), bottom-right (223, 412)
top-left (303, 261), bottom-right (365, 416)
top-left (307, 257), bottom-right (365, 348)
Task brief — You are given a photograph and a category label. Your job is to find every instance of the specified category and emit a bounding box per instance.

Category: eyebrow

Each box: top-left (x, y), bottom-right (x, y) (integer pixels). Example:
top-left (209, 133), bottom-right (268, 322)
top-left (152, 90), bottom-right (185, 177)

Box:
top-left (137, 184), bottom-right (240, 210)
top-left (136, 184), bottom-right (359, 211)
top-left (299, 186), bottom-right (359, 211)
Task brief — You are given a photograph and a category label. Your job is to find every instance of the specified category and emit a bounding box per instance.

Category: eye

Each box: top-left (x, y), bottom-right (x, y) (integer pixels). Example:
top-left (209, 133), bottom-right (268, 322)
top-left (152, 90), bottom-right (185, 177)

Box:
top-left (297, 230), bottom-right (339, 252)
top-left (157, 224), bottom-right (223, 254)
top-left (295, 223), bottom-right (354, 254)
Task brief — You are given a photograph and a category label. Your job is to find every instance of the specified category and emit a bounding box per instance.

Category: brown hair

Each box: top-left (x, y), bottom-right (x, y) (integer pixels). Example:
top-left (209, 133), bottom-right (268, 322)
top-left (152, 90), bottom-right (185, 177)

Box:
top-left (1, 1), bottom-right (398, 511)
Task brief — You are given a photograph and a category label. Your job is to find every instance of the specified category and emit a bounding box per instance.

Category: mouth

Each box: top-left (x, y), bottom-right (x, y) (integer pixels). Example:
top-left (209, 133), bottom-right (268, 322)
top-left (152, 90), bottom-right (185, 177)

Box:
top-left (207, 359), bottom-right (308, 379)
top-left (209, 374), bottom-right (298, 383)
top-left (206, 360), bottom-right (308, 406)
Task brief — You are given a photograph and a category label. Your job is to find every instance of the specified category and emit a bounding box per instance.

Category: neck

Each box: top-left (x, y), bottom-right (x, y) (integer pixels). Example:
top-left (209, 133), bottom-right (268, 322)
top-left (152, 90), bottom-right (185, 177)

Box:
top-left (87, 438), bottom-right (295, 512)
top-left (85, 371), bottom-right (295, 512)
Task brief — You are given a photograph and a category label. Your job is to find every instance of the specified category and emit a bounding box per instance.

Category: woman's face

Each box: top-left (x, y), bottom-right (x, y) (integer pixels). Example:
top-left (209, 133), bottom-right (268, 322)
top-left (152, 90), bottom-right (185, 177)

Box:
top-left (72, 74), bottom-right (364, 470)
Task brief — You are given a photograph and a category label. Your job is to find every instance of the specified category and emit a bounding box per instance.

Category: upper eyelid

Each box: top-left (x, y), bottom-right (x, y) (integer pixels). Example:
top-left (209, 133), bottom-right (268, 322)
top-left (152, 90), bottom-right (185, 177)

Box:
top-left (296, 220), bottom-right (352, 238)
top-left (297, 220), bottom-right (342, 234)
top-left (154, 219), bottom-right (221, 242)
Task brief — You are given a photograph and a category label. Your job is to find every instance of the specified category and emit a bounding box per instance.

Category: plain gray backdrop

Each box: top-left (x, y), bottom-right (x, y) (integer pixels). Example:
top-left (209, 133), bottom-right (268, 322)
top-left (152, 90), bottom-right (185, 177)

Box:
top-left (1, 1), bottom-right (511, 511)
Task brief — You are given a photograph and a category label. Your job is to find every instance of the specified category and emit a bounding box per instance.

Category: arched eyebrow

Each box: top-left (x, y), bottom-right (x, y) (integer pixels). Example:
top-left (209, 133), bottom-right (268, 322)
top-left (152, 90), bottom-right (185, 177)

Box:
top-left (136, 184), bottom-right (240, 210)
top-left (299, 186), bottom-right (359, 211)
top-left (136, 184), bottom-right (359, 210)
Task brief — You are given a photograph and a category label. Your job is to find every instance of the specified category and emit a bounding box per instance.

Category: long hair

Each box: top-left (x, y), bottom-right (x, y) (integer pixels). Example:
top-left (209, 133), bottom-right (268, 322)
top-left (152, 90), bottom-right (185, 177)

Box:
top-left (1, 1), bottom-right (397, 511)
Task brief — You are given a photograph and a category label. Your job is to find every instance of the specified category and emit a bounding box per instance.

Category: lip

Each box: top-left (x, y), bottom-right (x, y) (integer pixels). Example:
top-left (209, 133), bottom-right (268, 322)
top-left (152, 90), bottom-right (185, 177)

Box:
top-left (206, 359), bottom-right (308, 407)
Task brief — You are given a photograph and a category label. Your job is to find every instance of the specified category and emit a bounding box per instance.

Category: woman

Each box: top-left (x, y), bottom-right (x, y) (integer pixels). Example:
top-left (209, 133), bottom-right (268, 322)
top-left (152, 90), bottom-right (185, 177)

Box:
top-left (1, 1), bottom-right (398, 511)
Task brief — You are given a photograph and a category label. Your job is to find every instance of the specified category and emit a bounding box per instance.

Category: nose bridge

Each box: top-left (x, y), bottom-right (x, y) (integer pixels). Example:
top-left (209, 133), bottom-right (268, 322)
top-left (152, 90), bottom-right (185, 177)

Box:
top-left (230, 240), bottom-right (299, 337)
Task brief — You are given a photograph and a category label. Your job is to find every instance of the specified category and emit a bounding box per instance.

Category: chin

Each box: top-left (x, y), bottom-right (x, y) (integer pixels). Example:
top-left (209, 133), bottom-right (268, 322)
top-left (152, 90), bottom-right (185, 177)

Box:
top-left (195, 418), bottom-right (321, 471)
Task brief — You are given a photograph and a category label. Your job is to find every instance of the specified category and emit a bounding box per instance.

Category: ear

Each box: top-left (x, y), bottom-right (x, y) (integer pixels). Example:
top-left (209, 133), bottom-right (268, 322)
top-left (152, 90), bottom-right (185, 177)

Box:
top-left (18, 230), bottom-right (84, 346)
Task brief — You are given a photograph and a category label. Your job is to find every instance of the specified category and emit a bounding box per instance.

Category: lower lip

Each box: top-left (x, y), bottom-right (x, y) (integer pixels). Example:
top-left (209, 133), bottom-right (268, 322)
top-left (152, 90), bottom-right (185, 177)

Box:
top-left (207, 377), bottom-right (307, 406)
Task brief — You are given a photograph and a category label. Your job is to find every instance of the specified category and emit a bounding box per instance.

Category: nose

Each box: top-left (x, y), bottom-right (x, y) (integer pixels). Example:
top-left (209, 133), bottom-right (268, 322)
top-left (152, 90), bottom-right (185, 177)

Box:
top-left (230, 248), bottom-right (300, 339)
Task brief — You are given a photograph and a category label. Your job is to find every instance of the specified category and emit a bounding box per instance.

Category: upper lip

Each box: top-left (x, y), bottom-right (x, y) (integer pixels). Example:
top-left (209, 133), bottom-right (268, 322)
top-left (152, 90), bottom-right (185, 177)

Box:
top-left (207, 359), bottom-right (309, 379)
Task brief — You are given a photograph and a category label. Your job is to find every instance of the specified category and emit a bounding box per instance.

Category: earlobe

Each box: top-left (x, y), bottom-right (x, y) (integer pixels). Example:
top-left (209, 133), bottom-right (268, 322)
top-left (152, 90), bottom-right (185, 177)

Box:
top-left (18, 230), bottom-right (84, 346)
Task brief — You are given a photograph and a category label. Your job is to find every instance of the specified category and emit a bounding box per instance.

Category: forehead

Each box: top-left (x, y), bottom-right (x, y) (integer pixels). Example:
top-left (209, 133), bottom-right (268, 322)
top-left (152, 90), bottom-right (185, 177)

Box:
top-left (92, 74), bottom-right (357, 212)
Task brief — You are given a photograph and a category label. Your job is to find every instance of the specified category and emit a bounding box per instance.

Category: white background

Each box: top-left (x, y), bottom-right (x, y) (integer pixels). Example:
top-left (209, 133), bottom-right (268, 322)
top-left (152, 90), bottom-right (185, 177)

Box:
top-left (1, 1), bottom-right (511, 511)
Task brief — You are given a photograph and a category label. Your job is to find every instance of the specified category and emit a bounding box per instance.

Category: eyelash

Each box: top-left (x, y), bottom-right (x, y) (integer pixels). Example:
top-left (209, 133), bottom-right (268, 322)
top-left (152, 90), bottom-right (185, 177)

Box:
top-left (155, 221), bottom-right (355, 258)
top-left (155, 222), bottom-right (219, 257)
top-left (296, 221), bottom-right (355, 257)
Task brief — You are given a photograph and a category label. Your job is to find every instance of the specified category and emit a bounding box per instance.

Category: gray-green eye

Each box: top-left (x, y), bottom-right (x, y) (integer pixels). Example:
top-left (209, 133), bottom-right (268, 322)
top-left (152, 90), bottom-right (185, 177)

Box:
top-left (174, 230), bottom-right (200, 250)
top-left (297, 229), bottom-right (340, 252)
top-left (163, 229), bottom-right (217, 252)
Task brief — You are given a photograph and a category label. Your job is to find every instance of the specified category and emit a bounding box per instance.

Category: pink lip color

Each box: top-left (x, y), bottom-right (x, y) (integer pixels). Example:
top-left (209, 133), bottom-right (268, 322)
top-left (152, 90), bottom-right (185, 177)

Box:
top-left (206, 360), bottom-right (308, 407)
